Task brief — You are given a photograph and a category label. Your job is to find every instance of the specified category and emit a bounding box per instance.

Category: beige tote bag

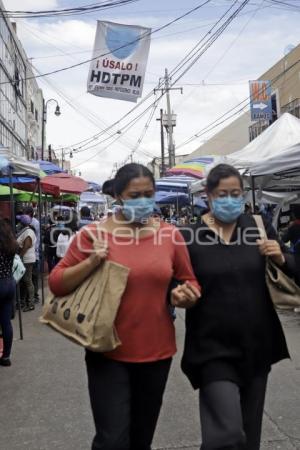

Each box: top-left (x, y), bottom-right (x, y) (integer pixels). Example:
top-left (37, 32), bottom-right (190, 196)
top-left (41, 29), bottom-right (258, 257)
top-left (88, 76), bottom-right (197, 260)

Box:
top-left (253, 215), bottom-right (300, 308)
top-left (40, 260), bottom-right (130, 352)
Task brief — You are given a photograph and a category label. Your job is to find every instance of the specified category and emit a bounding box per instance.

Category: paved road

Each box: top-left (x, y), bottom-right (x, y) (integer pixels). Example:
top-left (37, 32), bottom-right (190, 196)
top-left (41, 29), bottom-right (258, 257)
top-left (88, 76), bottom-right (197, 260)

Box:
top-left (1, 304), bottom-right (300, 450)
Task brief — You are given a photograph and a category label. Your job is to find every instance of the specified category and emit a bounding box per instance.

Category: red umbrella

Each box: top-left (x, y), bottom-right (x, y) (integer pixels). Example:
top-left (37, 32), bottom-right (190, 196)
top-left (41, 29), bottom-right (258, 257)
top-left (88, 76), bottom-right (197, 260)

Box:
top-left (41, 173), bottom-right (88, 195)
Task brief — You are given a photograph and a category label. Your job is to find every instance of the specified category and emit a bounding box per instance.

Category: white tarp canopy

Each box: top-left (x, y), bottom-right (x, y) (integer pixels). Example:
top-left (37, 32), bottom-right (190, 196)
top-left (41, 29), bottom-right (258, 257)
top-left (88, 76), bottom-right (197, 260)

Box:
top-left (0, 146), bottom-right (40, 177)
top-left (249, 143), bottom-right (300, 176)
top-left (225, 113), bottom-right (300, 169)
top-left (80, 191), bottom-right (107, 204)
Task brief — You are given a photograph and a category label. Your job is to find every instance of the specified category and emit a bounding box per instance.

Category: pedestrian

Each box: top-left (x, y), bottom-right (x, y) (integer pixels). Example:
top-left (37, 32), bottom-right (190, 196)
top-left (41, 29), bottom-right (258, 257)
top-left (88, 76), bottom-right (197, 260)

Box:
top-left (24, 206), bottom-right (40, 303)
top-left (282, 204), bottom-right (300, 253)
top-left (49, 163), bottom-right (200, 450)
top-left (0, 219), bottom-right (18, 366)
top-left (179, 164), bottom-right (296, 450)
top-left (17, 214), bottom-right (37, 312)
top-left (78, 206), bottom-right (93, 229)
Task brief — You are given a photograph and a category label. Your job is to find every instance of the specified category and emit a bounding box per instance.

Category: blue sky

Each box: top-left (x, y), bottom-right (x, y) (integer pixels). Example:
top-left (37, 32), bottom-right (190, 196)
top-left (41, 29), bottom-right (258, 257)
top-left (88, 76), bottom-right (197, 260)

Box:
top-left (4, 0), bottom-right (300, 182)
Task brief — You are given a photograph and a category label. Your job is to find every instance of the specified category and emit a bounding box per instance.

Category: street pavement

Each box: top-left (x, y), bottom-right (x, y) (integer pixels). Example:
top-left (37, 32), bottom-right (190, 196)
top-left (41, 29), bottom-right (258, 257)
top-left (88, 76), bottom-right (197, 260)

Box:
top-left (1, 302), bottom-right (300, 450)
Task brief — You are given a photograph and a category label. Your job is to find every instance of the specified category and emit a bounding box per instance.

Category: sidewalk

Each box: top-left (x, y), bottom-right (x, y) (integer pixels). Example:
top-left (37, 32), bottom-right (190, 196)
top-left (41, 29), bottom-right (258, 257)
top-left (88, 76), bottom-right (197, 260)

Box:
top-left (1, 304), bottom-right (300, 450)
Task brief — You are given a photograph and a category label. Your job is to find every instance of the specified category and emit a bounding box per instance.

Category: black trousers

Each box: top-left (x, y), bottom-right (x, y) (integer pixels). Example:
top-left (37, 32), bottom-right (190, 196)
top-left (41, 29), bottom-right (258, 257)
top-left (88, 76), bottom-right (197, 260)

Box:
top-left (85, 351), bottom-right (172, 450)
top-left (199, 374), bottom-right (268, 450)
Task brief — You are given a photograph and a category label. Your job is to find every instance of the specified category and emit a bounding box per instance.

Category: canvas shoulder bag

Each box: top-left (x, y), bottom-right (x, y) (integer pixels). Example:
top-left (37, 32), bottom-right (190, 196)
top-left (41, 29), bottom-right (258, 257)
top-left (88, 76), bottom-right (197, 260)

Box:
top-left (12, 254), bottom-right (26, 283)
top-left (40, 257), bottom-right (130, 352)
top-left (253, 214), bottom-right (300, 308)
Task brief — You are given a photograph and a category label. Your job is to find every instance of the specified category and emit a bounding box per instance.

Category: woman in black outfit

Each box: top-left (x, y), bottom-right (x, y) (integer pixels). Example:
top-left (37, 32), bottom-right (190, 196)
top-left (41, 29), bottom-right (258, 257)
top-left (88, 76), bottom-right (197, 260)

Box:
top-left (0, 219), bottom-right (18, 367)
top-left (180, 164), bottom-right (296, 450)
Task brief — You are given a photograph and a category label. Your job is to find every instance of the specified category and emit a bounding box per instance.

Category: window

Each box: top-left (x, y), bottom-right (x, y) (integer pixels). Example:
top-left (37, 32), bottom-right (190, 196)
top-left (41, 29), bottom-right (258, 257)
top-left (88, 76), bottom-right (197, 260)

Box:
top-left (271, 93), bottom-right (278, 122)
top-left (35, 108), bottom-right (38, 121)
top-left (30, 100), bottom-right (34, 114)
top-left (282, 98), bottom-right (300, 119)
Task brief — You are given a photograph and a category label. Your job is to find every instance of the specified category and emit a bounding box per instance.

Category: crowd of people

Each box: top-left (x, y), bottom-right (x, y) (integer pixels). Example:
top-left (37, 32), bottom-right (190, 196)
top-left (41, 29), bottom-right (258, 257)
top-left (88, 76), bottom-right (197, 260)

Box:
top-left (0, 162), bottom-right (300, 450)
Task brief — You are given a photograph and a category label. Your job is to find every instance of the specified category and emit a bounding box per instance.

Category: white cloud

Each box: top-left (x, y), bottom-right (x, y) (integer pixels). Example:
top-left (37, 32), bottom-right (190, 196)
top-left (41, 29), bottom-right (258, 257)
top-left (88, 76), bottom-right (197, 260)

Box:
top-left (11, 9), bottom-right (300, 182)
top-left (3, 0), bottom-right (59, 10)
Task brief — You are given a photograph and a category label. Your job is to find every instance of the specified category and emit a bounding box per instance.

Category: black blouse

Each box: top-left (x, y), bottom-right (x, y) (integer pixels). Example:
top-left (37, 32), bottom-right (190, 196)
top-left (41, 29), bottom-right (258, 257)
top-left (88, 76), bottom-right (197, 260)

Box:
top-left (0, 252), bottom-right (14, 279)
top-left (180, 214), bottom-right (292, 389)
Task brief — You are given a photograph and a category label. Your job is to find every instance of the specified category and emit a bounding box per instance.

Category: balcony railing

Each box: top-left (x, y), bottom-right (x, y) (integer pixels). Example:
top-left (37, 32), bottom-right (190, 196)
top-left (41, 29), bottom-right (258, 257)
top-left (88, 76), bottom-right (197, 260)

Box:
top-left (281, 98), bottom-right (300, 118)
top-left (248, 120), bottom-right (269, 142)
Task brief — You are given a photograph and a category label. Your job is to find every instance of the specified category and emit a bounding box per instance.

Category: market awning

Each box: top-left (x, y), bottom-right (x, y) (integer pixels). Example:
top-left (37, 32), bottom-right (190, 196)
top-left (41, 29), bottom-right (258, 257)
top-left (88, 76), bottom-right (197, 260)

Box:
top-left (35, 160), bottom-right (64, 175)
top-left (0, 147), bottom-right (41, 177)
top-left (167, 157), bottom-right (216, 179)
top-left (41, 173), bottom-right (88, 195)
top-left (155, 191), bottom-right (190, 205)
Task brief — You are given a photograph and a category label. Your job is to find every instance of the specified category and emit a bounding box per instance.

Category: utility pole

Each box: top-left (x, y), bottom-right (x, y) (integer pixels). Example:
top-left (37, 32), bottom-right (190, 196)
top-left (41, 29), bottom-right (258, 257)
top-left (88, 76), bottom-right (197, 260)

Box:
top-left (156, 108), bottom-right (165, 177)
top-left (155, 69), bottom-right (182, 170)
top-left (48, 144), bottom-right (52, 162)
top-left (61, 149), bottom-right (64, 170)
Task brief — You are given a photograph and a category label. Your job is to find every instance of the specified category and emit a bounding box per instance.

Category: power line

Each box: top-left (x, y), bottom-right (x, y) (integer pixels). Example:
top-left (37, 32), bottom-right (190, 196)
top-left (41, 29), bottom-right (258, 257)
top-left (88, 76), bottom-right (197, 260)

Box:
top-left (53, 0), bottom-right (250, 153)
top-left (2, 1), bottom-right (139, 19)
top-left (171, 0), bottom-right (251, 86)
top-left (0, 0), bottom-right (212, 84)
top-left (176, 57), bottom-right (300, 150)
top-left (71, 0), bottom-right (251, 165)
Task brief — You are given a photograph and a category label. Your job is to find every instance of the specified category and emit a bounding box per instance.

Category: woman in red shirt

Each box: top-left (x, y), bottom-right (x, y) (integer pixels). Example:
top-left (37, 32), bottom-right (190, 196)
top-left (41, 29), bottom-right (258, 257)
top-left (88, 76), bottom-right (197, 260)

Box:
top-left (49, 163), bottom-right (200, 450)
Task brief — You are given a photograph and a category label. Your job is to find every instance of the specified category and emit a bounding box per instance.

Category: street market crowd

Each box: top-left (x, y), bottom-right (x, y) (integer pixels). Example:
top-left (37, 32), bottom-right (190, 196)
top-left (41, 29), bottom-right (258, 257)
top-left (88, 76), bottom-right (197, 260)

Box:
top-left (0, 163), bottom-right (300, 450)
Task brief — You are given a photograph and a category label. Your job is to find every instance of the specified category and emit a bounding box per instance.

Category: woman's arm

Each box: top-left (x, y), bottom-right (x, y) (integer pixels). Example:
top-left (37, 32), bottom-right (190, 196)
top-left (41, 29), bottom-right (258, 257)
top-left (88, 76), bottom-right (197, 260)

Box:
top-left (48, 227), bottom-right (108, 296)
top-left (170, 228), bottom-right (201, 308)
top-left (19, 236), bottom-right (32, 258)
top-left (259, 216), bottom-right (297, 275)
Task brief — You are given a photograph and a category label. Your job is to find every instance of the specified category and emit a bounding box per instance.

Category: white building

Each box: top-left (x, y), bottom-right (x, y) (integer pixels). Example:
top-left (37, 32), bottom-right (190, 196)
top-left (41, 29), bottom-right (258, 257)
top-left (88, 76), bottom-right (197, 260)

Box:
top-left (0, 5), bottom-right (44, 159)
top-left (26, 63), bottom-right (43, 160)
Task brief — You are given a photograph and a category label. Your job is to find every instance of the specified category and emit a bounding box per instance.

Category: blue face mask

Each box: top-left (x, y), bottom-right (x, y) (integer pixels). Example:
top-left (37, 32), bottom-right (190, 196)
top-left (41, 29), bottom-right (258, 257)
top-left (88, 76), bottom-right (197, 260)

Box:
top-left (122, 197), bottom-right (156, 223)
top-left (211, 196), bottom-right (244, 223)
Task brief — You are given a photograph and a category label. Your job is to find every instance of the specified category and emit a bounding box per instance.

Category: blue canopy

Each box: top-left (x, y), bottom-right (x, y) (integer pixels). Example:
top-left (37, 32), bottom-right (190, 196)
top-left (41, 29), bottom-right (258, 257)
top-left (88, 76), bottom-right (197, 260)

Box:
top-left (0, 176), bottom-right (35, 184)
top-left (35, 160), bottom-right (63, 175)
top-left (87, 181), bottom-right (102, 192)
top-left (155, 191), bottom-right (190, 206)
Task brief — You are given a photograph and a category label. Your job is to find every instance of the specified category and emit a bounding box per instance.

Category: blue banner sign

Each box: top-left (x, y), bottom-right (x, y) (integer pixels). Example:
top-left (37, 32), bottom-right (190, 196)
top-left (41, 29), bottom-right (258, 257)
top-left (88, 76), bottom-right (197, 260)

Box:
top-left (249, 80), bottom-right (272, 121)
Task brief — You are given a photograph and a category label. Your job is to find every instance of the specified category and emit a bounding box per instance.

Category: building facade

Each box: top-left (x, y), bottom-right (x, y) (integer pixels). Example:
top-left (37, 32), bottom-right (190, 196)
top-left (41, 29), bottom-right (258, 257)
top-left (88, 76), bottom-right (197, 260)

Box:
top-left (26, 63), bottom-right (43, 160)
top-left (187, 43), bottom-right (300, 159)
top-left (148, 154), bottom-right (189, 179)
top-left (0, 4), bottom-right (44, 160)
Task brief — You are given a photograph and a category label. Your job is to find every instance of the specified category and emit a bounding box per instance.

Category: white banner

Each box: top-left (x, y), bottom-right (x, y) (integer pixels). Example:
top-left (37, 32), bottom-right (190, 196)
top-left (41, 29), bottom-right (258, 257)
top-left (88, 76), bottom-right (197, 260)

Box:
top-left (87, 21), bottom-right (151, 103)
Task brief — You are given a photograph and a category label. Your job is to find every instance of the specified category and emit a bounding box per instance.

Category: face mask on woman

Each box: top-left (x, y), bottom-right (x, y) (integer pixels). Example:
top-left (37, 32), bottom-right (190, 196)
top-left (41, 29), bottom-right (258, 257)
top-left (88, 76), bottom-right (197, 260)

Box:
top-left (211, 196), bottom-right (244, 223)
top-left (122, 197), bottom-right (156, 223)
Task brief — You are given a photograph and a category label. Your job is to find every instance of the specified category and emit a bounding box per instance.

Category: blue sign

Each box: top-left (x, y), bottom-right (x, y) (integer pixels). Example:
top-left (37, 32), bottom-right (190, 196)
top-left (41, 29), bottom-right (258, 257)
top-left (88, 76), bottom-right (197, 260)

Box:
top-left (249, 80), bottom-right (272, 121)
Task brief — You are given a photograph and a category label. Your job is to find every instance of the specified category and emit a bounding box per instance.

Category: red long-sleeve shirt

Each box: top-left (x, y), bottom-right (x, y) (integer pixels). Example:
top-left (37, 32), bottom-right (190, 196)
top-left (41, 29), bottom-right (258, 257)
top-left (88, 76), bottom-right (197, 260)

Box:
top-left (48, 221), bottom-right (199, 362)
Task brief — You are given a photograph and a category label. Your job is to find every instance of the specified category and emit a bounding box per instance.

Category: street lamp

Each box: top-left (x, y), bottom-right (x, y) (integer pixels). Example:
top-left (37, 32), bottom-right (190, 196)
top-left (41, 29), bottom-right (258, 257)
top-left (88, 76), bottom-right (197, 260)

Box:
top-left (41, 98), bottom-right (61, 161)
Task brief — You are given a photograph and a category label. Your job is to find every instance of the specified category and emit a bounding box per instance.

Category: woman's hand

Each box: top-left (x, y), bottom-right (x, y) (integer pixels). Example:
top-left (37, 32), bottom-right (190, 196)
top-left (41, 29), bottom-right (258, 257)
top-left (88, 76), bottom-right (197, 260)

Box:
top-left (87, 239), bottom-right (109, 268)
top-left (171, 282), bottom-right (201, 309)
top-left (257, 239), bottom-right (285, 266)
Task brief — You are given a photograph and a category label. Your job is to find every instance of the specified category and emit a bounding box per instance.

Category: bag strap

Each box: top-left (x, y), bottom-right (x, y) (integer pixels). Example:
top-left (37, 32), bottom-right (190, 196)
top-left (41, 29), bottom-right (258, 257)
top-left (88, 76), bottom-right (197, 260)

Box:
top-left (253, 214), bottom-right (268, 240)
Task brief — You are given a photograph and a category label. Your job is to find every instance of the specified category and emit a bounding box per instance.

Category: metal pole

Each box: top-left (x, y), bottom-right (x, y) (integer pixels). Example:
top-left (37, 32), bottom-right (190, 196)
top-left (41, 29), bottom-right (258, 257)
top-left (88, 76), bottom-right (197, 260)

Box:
top-left (160, 109), bottom-right (165, 176)
top-left (61, 149), bottom-right (64, 170)
top-left (251, 176), bottom-right (256, 212)
top-left (9, 168), bottom-right (24, 340)
top-left (165, 68), bottom-right (175, 168)
top-left (41, 98), bottom-right (45, 161)
top-left (37, 178), bottom-right (45, 305)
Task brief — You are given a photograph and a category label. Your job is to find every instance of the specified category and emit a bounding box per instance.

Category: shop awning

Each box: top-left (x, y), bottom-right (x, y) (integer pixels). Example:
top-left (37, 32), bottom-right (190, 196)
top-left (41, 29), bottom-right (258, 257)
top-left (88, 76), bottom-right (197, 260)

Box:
top-left (41, 173), bottom-right (88, 195)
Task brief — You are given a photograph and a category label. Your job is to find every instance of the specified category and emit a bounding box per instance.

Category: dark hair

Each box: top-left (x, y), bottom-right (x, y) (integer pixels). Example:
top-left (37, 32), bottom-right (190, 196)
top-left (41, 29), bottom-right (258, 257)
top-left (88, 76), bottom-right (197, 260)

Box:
top-left (105, 163), bottom-right (155, 197)
top-left (206, 164), bottom-right (243, 193)
top-left (24, 206), bottom-right (34, 217)
top-left (80, 206), bottom-right (91, 218)
top-left (0, 219), bottom-right (18, 256)
top-left (102, 179), bottom-right (115, 198)
top-left (291, 204), bottom-right (300, 220)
